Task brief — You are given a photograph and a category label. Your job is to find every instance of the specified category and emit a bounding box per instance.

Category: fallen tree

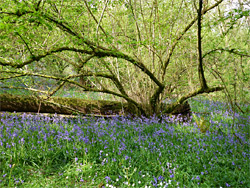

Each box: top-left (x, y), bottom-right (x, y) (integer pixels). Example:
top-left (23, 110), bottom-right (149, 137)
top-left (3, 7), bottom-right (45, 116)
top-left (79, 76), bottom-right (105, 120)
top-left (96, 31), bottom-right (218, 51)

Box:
top-left (0, 93), bottom-right (128, 115)
top-left (0, 93), bottom-right (191, 117)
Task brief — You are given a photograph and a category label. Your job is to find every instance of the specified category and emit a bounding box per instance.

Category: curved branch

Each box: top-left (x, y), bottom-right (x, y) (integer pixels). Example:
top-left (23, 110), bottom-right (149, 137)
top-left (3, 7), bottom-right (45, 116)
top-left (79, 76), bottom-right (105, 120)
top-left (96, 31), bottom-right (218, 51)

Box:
top-left (0, 47), bottom-right (93, 68)
top-left (16, 32), bottom-right (34, 56)
top-left (93, 48), bottom-right (164, 88)
top-left (0, 73), bottom-right (24, 80)
top-left (121, 34), bottom-right (164, 65)
top-left (0, 86), bottom-right (48, 94)
top-left (204, 62), bottom-right (246, 114)
top-left (0, 8), bottom-right (98, 50)
top-left (0, 70), bottom-right (146, 115)
top-left (82, 71), bottom-right (128, 98)
top-left (78, 55), bottom-right (95, 70)
top-left (203, 48), bottom-right (250, 59)
top-left (47, 81), bottom-right (66, 99)
top-left (0, 10), bottom-right (33, 17)
top-left (162, 86), bottom-right (224, 114)
top-left (99, 58), bottom-right (129, 97)
top-left (0, 47), bottom-right (163, 89)
top-left (1, 7), bottom-right (163, 90)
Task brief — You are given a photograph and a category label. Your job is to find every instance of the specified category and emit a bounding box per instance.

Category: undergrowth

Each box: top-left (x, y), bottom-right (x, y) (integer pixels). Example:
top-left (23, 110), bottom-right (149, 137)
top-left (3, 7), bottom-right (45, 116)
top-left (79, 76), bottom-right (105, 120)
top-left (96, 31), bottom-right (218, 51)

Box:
top-left (0, 99), bottom-right (249, 188)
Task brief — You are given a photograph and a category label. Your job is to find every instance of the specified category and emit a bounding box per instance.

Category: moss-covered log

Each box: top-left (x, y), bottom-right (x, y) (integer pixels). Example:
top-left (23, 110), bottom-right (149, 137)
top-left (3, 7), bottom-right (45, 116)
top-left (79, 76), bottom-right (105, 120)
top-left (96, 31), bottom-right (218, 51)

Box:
top-left (0, 94), bottom-right (129, 115)
top-left (0, 94), bottom-right (191, 117)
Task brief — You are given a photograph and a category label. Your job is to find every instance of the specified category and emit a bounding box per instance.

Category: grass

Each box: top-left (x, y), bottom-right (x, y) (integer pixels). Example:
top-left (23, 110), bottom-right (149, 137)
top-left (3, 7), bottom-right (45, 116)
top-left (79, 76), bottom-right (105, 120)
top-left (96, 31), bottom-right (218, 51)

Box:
top-left (0, 99), bottom-right (249, 188)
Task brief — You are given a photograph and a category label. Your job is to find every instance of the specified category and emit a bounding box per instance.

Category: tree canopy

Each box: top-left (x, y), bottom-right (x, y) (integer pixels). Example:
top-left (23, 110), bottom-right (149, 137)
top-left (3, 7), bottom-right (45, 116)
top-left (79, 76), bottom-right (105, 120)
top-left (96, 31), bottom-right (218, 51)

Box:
top-left (0, 0), bottom-right (249, 116)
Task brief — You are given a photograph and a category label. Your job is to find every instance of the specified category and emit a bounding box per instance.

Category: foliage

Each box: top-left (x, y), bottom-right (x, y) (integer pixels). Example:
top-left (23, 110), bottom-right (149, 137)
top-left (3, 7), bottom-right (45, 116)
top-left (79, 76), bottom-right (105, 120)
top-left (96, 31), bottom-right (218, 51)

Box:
top-left (0, 99), bottom-right (249, 187)
top-left (0, 0), bottom-right (249, 116)
top-left (192, 113), bottom-right (210, 134)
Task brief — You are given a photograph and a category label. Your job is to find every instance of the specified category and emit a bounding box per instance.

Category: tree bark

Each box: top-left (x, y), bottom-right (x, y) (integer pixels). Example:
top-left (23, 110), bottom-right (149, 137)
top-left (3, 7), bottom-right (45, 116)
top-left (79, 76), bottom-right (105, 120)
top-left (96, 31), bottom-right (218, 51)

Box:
top-left (0, 94), bottom-right (130, 115)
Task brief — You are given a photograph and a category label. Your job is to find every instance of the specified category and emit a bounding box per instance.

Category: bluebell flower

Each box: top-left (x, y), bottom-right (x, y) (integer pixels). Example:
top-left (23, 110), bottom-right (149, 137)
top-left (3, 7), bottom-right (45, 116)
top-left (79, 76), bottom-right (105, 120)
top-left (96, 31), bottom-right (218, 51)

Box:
top-left (105, 176), bottom-right (111, 183)
top-left (158, 175), bottom-right (164, 181)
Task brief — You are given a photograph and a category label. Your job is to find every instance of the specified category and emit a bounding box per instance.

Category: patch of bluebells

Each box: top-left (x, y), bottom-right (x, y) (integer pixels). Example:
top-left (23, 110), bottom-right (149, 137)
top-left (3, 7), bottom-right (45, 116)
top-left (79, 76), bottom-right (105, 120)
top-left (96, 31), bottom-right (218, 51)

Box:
top-left (0, 101), bottom-right (250, 187)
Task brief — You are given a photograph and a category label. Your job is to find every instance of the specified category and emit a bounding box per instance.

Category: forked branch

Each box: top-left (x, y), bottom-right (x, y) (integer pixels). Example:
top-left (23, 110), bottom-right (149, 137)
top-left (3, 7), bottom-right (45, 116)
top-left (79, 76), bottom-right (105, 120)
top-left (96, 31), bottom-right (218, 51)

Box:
top-left (162, 0), bottom-right (224, 79)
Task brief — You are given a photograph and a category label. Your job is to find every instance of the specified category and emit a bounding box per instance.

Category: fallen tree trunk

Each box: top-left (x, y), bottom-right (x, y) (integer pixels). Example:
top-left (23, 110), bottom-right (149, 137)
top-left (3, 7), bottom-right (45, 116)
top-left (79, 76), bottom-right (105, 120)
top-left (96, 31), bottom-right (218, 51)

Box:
top-left (0, 94), bottom-right (128, 115)
top-left (0, 93), bottom-right (191, 117)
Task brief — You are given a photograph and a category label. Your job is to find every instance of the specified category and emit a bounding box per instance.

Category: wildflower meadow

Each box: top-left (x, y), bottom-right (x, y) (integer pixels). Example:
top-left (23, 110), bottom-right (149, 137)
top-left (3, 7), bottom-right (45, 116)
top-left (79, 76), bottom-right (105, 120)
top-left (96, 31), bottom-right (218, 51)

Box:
top-left (0, 98), bottom-right (249, 187)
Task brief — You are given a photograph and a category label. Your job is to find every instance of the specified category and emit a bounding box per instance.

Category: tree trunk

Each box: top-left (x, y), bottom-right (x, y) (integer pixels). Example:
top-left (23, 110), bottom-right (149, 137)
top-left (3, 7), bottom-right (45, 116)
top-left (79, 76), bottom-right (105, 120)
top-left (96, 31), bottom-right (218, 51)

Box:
top-left (0, 94), bottom-right (191, 117)
top-left (0, 94), bottom-right (129, 115)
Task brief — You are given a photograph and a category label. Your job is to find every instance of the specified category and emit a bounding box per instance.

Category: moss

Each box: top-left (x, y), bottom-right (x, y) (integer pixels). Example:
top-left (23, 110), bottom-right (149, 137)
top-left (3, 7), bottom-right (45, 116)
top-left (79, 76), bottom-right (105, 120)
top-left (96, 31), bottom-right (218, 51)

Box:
top-left (0, 93), bottom-right (128, 115)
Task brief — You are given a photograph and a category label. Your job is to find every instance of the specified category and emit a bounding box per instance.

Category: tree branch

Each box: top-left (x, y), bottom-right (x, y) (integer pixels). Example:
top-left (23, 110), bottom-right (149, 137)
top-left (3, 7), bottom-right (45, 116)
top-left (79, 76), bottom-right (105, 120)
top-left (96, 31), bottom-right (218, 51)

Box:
top-left (0, 47), bottom-right (93, 68)
top-left (82, 0), bottom-right (111, 44)
top-left (0, 70), bottom-right (146, 115)
top-left (203, 48), bottom-right (250, 58)
top-left (16, 32), bottom-right (34, 57)
top-left (162, 86), bottom-right (224, 114)
top-left (197, 0), bottom-right (208, 89)
top-left (149, 0), bottom-right (224, 112)
top-left (96, 0), bottom-right (110, 38)
top-left (162, 0), bottom-right (224, 79)
top-left (0, 46), bottom-right (163, 89)
top-left (1, 7), bottom-right (164, 92)
top-left (128, 0), bottom-right (142, 42)
top-left (0, 86), bottom-right (48, 94)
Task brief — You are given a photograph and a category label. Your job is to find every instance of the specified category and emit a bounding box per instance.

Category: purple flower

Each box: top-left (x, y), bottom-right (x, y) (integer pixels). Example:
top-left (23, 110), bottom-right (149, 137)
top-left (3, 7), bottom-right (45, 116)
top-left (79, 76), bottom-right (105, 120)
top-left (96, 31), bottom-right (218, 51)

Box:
top-left (170, 174), bottom-right (174, 178)
top-left (158, 175), bottom-right (164, 181)
top-left (105, 176), bottom-right (111, 183)
top-left (20, 138), bottom-right (25, 144)
top-left (152, 176), bottom-right (158, 187)
top-left (226, 183), bottom-right (231, 187)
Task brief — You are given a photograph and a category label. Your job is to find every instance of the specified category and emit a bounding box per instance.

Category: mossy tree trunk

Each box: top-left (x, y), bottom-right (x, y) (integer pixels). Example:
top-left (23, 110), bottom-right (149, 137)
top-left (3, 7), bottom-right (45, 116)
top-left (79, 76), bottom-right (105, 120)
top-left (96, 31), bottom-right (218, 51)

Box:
top-left (0, 94), bottom-right (131, 115)
top-left (0, 93), bottom-right (191, 117)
